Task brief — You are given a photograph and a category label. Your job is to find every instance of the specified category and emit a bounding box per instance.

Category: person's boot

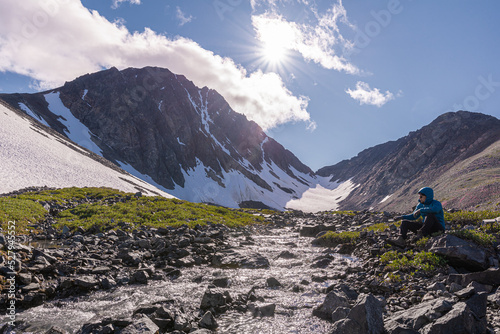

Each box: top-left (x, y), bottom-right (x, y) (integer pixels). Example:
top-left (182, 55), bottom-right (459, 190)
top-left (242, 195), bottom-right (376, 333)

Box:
top-left (411, 231), bottom-right (424, 243)
top-left (388, 236), bottom-right (406, 248)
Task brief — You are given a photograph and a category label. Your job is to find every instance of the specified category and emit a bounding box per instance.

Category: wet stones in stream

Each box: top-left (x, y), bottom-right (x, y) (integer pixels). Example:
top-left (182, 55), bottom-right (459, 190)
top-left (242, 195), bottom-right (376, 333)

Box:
top-left (2, 209), bottom-right (500, 333)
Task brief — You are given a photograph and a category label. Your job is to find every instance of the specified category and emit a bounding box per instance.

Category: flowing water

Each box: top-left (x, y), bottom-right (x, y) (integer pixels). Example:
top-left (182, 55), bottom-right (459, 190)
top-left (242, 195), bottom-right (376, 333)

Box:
top-left (3, 225), bottom-right (358, 333)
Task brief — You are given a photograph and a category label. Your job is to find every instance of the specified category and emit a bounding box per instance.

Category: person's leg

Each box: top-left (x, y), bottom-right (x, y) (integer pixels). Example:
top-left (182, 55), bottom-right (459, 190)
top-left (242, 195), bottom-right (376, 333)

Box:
top-left (400, 220), bottom-right (423, 239)
top-left (420, 213), bottom-right (444, 236)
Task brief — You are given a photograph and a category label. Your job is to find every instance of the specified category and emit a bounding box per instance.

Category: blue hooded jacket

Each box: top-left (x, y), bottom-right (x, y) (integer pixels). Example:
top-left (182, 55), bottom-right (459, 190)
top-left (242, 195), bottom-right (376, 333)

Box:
top-left (402, 187), bottom-right (445, 229)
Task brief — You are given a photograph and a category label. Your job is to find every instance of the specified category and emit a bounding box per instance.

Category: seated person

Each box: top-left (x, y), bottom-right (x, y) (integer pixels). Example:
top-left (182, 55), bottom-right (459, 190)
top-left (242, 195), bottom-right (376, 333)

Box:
top-left (392, 187), bottom-right (445, 244)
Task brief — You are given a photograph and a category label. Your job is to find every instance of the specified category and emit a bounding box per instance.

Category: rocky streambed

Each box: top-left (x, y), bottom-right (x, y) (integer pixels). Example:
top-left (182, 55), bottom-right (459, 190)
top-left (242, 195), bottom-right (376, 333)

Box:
top-left (1, 210), bottom-right (500, 333)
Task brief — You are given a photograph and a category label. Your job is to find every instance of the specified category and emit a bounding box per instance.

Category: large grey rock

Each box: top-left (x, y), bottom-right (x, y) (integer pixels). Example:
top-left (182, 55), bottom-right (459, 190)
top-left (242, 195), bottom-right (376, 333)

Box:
top-left (447, 268), bottom-right (500, 286)
top-left (313, 291), bottom-right (349, 320)
top-left (465, 292), bottom-right (488, 319)
top-left (330, 294), bottom-right (384, 334)
top-left (421, 302), bottom-right (487, 334)
top-left (299, 224), bottom-right (336, 237)
top-left (132, 270), bottom-right (150, 284)
top-left (427, 235), bottom-right (488, 271)
top-left (199, 311), bottom-right (218, 330)
top-left (120, 316), bottom-right (159, 334)
top-left (200, 288), bottom-right (232, 311)
top-left (75, 276), bottom-right (99, 289)
top-left (385, 298), bottom-right (453, 332)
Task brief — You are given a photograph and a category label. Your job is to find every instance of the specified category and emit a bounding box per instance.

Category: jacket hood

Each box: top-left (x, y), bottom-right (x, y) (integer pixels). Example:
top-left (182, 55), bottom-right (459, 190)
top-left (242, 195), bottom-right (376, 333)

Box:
top-left (418, 187), bottom-right (434, 204)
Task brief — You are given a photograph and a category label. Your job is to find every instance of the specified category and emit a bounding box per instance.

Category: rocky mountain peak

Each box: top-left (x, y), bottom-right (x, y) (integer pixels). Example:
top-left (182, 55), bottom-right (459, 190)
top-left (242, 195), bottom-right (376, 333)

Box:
top-left (0, 66), bottom-right (314, 210)
top-left (318, 110), bottom-right (500, 211)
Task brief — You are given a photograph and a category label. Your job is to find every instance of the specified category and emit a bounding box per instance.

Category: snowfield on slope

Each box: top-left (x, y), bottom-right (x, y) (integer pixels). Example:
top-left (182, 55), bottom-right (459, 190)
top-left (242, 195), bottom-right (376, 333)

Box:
top-left (0, 102), bottom-right (174, 197)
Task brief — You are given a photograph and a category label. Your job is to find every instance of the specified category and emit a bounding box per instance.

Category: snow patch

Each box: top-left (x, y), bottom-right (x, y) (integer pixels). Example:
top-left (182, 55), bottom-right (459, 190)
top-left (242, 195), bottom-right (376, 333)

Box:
top-left (286, 178), bottom-right (359, 213)
top-left (82, 89), bottom-right (88, 100)
top-left (380, 194), bottom-right (392, 203)
top-left (18, 103), bottom-right (49, 127)
top-left (0, 103), bottom-right (173, 197)
top-left (177, 137), bottom-right (186, 146)
top-left (44, 91), bottom-right (103, 156)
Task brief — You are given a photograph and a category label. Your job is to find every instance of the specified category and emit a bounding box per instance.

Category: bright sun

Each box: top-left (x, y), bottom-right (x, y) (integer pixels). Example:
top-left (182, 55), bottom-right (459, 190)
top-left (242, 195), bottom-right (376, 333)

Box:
top-left (261, 40), bottom-right (288, 64)
top-left (255, 16), bottom-right (295, 66)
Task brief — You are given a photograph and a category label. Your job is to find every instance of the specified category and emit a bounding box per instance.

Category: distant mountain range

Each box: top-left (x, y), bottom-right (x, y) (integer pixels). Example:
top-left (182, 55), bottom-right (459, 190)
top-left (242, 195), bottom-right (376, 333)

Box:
top-left (317, 110), bottom-right (500, 211)
top-left (1, 67), bottom-right (499, 211)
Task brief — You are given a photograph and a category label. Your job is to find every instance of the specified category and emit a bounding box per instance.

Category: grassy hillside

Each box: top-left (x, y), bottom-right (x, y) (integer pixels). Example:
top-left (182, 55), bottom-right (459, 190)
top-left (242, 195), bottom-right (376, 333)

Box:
top-left (379, 140), bottom-right (500, 212)
top-left (0, 187), bottom-right (269, 234)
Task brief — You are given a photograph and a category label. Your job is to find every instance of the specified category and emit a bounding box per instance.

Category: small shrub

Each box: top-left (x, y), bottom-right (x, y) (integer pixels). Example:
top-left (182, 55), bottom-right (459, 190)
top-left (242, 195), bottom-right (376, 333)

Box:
top-left (325, 210), bottom-right (356, 216)
top-left (415, 236), bottom-right (430, 248)
top-left (319, 231), bottom-right (360, 244)
top-left (449, 229), bottom-right (496, 247)
top-left (380, 250), bottom-right (446, 274)
top-left (365, 223), bottom-right (389, 233)
top-left (445, 210), bottom-right (500, 226)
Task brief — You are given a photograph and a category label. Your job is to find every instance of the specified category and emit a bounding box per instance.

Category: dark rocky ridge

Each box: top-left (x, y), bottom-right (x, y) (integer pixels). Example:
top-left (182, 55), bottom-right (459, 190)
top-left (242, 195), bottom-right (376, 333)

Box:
top-left (0, 67), bottom-right (313, 209)
top-left (317, 111), bottom-right (500, 212)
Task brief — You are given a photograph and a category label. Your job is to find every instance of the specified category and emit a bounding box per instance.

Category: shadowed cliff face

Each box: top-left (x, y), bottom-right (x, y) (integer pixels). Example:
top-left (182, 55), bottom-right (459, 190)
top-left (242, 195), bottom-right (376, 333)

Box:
top-left (0, 66), bottom-right (314, 209)
top-left (317, 111), bottom-right (500, 211)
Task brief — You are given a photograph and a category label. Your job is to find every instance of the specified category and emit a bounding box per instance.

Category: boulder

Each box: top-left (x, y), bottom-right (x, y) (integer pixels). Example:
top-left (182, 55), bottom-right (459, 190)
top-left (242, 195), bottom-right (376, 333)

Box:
top-left (331, 307), bottom-right (350, 323)
top-left (120, 316), bottom-right (159, 334)
top-left (259, 303), bottom-right (276, 317)
top-left (447, 268), bottom-right (500, 287)
top-left (277, 250), bottom-right (297, 259)
top-left (427, 235), bottom-right (488, 271)
top-left (266, 277), bottom-right (282, 288)
top-left (331, 294), bottom-right (384, 334)
top-left (247, 303), bottom-right (276, 317)
top-left (465, 292), bottom-right (488, 319)
top-left (200, 288), bottom-right (232, 311)
top-left (385, 298), bottom-right (453, 332)
top-left (312, 291), bottom-right (349, 320)
top-left (132, 270), bottom-right (150, 284)
top-left (199, 311), bottom-right (218, 330)
top-left (421, 302), bottom-right (486, 334)
top-left (75, 276), bottom-right (99, 289)
top-left (45, 326), bottom-right (70, 334)
top-left (299, 224), bottom-right (336, 237)
top-left (212, 277), bottom-right (231, 288)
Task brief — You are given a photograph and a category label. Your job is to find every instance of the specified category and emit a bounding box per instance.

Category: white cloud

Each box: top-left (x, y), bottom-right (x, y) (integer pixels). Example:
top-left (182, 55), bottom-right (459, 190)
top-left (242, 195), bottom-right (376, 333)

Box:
top-left (112, 0), bottom-right (141, 9)
top-left (0, 0), bottom-right (312, 130)
top-left (251, 1), bottom-right (360, 74)
top-left (176, 6), bottom-right (193, 26)
top-left (345, 81), bottom-right (395, 107)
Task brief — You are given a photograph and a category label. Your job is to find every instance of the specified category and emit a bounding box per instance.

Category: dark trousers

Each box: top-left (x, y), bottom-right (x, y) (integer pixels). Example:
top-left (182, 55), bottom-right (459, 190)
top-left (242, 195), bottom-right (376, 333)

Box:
top-left (400, 213), bottom-right (444, 239)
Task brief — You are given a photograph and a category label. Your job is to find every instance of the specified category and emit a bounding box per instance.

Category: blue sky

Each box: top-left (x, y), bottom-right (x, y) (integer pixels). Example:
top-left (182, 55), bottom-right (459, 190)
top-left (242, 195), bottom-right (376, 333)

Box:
top-left (1, 0), bottom-right (499, 171)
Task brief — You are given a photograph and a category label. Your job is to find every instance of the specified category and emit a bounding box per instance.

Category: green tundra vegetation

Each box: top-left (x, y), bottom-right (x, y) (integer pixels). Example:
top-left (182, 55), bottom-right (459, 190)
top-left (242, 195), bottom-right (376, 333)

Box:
top-left (380, 250), bottom-right (447, 274)
top-left (0, 187), bottom-right (265, 233)
top-left (0, 187), bottom-right (499, 238)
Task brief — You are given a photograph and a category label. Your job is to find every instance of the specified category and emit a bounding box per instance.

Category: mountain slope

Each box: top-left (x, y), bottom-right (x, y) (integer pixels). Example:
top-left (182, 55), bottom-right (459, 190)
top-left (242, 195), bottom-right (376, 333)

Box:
top-left (0, 99), bottom-right (173, 197)
top-left (0, 67), bottom-right (315, 210)
top-left (317, 111), bottom-right (500, 211)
